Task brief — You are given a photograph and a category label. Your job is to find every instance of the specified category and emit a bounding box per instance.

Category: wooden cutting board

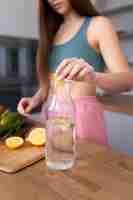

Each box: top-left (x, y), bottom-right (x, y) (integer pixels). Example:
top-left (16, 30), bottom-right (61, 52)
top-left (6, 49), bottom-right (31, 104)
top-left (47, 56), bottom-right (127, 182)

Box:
top-left (0, 112), bottom-right (46, 173)
top-left (0, 142), bottom-right (45, 173)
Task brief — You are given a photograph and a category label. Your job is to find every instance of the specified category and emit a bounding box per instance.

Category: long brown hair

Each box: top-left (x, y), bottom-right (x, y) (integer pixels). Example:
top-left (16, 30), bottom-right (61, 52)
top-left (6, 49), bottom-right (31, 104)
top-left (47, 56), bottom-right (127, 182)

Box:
top-left (37, 0), bottom-right (99, 90)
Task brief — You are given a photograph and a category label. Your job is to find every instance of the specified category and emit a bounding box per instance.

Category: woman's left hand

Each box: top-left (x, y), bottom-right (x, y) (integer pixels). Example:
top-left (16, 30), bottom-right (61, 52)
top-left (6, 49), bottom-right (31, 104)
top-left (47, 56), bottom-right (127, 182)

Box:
top-left (56, 58), bottom-right (95, 81)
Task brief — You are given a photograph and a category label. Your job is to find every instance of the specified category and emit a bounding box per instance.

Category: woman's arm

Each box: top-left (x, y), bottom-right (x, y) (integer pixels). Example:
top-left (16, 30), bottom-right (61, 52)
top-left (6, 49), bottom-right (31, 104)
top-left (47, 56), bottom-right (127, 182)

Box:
top-left (32, 88), bottom-right (46, 104)
top-left (95, 72), bottom-right (133, 93)
top-left (90, 16), bottom-right (133, 93)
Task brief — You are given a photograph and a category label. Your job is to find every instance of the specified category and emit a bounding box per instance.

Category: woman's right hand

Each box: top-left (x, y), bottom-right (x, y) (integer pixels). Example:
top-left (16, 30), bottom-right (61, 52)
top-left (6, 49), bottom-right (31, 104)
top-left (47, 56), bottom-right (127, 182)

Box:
top-left (17, 97), bottom-right (41, 115)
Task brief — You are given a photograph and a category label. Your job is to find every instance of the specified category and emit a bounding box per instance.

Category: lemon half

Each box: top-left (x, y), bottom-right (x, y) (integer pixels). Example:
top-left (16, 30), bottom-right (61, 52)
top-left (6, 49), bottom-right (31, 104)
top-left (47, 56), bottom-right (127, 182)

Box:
top-left (26, 128), bottom-right (46, 146)
top-left (5, 136), bottom-right (24, 150)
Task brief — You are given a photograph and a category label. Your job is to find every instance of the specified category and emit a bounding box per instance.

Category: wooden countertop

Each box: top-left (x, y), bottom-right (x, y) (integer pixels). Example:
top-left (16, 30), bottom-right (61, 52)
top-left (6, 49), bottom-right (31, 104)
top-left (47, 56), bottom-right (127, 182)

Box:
top-left (0, 140), bottom-right (133, 200)
top-left (0, 94), bottom-right (133, 200)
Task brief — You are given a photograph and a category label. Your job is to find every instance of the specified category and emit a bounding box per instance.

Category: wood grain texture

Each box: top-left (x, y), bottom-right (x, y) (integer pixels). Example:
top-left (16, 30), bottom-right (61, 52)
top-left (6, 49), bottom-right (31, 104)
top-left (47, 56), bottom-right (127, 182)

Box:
top-left (0, 142), bottom-right (45, 173)
top-left (0, 140), bottom-right (133, 200)
top-left (0, 94), bottom-right (133, 199)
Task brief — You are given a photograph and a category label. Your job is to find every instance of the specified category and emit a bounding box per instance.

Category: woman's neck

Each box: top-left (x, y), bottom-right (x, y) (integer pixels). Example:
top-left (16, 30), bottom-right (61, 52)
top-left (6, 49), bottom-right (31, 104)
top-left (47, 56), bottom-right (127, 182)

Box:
top-left (63, 10), bottom-right (83, 26)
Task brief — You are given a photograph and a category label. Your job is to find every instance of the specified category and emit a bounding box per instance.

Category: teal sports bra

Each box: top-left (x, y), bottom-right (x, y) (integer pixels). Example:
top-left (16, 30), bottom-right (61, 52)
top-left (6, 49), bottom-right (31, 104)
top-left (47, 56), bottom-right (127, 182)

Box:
top-left (48, 16), bottom-right (105, 72)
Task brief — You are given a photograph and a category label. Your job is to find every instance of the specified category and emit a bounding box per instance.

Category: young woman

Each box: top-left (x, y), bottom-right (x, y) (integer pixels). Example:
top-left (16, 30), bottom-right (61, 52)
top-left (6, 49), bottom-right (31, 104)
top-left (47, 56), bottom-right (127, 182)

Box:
top-left (17, 0), bottom-right (133, 145)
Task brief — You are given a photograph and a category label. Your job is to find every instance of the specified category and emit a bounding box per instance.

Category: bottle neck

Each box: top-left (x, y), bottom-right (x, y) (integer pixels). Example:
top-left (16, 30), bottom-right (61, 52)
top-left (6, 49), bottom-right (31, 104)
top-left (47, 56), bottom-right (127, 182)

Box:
top-left (49, 74), bottom-right (72, 100)
top-left (54, 80), bottom-right (71, 99)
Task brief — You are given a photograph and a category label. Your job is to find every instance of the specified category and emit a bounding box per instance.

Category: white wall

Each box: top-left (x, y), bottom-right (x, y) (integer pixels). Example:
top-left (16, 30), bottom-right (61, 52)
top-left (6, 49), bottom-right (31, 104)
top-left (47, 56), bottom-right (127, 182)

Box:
top-left (0, 0), bottom-right (38, 39)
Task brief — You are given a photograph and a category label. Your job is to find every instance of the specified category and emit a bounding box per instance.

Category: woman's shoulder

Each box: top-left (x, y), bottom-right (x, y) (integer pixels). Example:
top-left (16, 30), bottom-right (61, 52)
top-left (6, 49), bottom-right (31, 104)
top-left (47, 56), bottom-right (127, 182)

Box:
top-left (86, 16), bottom-right (116, 42)
top-left (90, 16), bottom-right (112, 27)
top-left (92, 15), bottom-right (111, 23)
top-left (88, 16), bottom-right (115, 35)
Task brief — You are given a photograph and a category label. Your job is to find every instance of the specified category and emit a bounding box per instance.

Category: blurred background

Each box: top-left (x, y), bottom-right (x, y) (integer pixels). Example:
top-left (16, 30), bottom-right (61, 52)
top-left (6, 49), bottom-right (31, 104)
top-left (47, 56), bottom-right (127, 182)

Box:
top-left (0, 0), bottom-right (133, 110)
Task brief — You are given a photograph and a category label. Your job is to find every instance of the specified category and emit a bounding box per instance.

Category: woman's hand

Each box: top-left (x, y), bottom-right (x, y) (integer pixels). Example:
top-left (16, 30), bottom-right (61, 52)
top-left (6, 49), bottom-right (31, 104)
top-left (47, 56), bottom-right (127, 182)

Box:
top-left (17, 96), bottom-right (41, 115)
top-left (56, 58), bottom-right (95, 81)
top-left (17, 88), bottom-right (46, 115)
